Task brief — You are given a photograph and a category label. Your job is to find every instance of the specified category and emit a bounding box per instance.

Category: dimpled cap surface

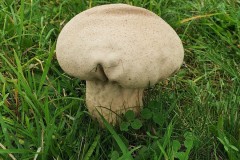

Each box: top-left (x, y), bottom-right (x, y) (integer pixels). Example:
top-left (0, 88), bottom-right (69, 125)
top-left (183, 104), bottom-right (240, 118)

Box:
top-left (56, 4), bottom-right (184, 88)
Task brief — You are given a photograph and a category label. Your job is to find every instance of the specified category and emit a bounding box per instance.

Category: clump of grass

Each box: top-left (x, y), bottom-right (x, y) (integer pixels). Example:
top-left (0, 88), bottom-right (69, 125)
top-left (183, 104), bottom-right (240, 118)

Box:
top-left (0, 0), bottom-right (239, 159)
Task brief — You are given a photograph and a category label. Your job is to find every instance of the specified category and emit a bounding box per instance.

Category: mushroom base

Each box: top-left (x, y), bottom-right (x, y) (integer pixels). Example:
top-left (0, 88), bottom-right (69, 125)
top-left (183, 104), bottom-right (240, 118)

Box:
top-left (86, 81), bottom-right (144, 125)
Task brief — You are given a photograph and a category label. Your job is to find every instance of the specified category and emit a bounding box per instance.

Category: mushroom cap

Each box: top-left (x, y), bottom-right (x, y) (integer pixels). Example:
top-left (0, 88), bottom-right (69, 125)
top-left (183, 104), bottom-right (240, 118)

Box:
top-left (56, 4), bottom-right (184, 88)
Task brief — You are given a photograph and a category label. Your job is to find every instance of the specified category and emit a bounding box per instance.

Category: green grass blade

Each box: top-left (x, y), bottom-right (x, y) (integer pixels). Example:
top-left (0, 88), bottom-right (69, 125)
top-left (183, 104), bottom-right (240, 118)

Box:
top-left (157, 141), bottom-right (169, 160)
top-left (37, 42), bottom-right (56, 94)
top-left (83, 135), bottom-right (100, 160)
top-left (0, 113), bottom-right (11, 148)
top-left (97, 111), bottom-right (133, 159)
top-left (118, 146), bottom-right (141, 160)
top-left (0, 149), bottom-right (32, 154)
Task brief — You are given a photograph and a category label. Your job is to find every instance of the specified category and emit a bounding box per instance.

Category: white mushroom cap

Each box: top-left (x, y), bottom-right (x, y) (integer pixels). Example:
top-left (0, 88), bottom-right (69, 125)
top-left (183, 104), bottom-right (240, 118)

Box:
top-left (56, 4), bottom-right (184, 89)
top-left (56, 4), bottom-right (184, 125)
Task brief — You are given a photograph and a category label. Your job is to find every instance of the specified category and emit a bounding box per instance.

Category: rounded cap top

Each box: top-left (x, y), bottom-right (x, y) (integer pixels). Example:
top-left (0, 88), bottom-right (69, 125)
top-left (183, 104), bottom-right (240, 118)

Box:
top-left (56, 4), bottom-right (184, 88)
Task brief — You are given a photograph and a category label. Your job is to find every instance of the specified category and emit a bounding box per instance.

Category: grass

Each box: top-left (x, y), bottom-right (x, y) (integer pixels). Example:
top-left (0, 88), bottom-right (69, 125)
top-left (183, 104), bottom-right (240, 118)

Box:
top-left (0, 0), bottom-right (240, 159)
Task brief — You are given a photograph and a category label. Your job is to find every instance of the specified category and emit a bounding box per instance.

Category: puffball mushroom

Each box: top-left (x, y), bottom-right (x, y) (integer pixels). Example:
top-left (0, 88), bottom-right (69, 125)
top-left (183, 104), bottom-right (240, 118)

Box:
top-left (56, 4), bottom-right (184, 125)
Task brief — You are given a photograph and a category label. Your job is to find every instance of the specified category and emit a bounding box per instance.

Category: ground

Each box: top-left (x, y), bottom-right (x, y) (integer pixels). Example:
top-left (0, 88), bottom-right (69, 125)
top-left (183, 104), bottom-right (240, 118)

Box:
top-left (0, 0), bottom-right (240, 159)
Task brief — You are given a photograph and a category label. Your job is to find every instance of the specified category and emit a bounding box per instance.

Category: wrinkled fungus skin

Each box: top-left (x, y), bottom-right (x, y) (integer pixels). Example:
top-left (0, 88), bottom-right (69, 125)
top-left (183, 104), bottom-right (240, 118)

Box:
top-left (56, 4), bottom-right (184, 125)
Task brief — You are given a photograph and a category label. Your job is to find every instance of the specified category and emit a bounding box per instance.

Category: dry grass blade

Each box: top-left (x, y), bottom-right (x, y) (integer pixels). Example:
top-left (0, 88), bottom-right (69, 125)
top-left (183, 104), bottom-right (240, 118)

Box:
top-left (0, 143), bottom-right (16, 160)
top-left (180, 13), bottom-right (222, 23)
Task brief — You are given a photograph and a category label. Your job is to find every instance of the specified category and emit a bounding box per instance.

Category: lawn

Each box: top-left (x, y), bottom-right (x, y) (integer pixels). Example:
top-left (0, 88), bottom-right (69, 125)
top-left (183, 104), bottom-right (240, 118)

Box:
top-left (0, 0), bottom-right (240, 159)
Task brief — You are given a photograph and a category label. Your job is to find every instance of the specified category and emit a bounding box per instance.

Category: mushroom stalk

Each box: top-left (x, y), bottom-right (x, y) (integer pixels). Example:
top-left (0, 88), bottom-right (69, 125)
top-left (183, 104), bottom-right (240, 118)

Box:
top-left (86, 81), bottom-right (144, 124)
